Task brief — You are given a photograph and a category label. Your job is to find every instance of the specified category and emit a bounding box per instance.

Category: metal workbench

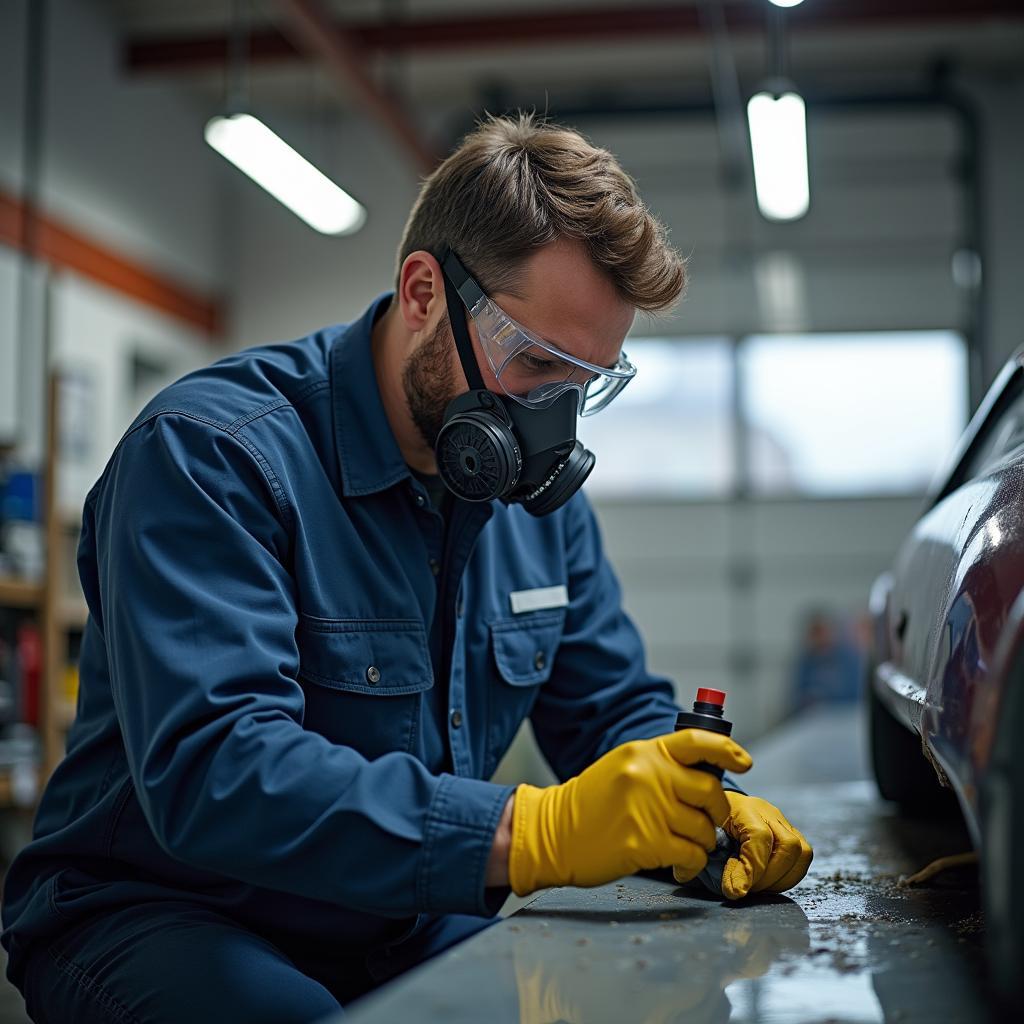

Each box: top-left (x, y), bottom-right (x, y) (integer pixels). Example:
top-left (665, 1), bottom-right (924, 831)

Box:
top-left (336, 710), bottom-right (992, 1024)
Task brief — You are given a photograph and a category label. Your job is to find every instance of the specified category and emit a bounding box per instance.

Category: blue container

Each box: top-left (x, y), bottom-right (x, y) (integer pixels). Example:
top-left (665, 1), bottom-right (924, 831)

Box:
top-left (0, 471), bottom-right (41, 523)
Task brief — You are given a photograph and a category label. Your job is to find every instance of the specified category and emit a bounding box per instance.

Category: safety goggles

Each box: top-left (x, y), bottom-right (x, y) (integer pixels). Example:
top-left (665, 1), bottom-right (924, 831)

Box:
top-left (441, 249), bottom-right (636, 417)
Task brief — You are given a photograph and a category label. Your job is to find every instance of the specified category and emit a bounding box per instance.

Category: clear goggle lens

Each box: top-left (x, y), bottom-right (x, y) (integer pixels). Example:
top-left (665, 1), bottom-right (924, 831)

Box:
top-left (468, 296), bottom-right (635, 417)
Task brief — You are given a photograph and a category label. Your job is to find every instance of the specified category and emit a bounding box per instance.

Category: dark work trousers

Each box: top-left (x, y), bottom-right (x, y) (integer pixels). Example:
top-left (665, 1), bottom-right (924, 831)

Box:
top-left (16, 902), bottom-right (494, 1023)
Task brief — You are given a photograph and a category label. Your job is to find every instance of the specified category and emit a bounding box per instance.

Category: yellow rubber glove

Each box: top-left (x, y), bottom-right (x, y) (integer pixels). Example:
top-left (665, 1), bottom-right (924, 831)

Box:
top-left (718, 792), bottom-right (813, 899)
top-left (508, 729), bottom-right (752, 895)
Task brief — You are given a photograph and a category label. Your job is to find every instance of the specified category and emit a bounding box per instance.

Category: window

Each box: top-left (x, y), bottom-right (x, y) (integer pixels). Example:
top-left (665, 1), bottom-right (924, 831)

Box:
top-left (580, 330), bottom-right (968, 499)
top-left (740, 331), bottom-right (967, 496)
top-left (579, 338), bottom-right (734, 498)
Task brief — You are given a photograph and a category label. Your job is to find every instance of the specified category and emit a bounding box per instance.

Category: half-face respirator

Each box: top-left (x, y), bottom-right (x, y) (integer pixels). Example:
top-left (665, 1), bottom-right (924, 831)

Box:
top-left (434, 248), bottom-right (635, 516)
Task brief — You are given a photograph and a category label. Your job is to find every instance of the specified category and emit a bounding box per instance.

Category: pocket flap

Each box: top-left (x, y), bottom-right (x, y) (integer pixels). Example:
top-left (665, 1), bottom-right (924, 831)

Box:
top-left (298, 617), bottom-right (433, 695)
top-left (490, 612), bottom-right (565, 687)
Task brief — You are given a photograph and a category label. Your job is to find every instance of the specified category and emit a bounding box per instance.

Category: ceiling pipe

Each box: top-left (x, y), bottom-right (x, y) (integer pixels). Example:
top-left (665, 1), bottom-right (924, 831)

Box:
top-left (126, 1), bottom-right (1024, 75)
top-left (698, 0), bottom-right (749, 190)
top-left (273, 0), bottom-right (438, 173)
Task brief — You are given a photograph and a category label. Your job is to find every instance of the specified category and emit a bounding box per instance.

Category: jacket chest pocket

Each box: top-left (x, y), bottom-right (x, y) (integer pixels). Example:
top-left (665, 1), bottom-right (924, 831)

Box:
top-left (486, 611), bottom-right (564, 775)
top-left (297, 616), bottom-right (433, 760)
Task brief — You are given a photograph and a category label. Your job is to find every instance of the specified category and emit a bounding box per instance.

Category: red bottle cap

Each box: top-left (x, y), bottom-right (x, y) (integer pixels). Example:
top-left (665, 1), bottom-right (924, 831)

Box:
top-left (696, 687), bottom-right (726, 707)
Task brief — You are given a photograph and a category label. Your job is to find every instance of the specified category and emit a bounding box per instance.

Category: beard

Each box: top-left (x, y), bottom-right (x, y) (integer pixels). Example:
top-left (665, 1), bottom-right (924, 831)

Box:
top-left (402, 313), bottom-right (458, 451)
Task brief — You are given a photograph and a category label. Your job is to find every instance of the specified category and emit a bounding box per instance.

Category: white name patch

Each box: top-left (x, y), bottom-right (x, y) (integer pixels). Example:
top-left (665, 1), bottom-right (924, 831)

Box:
top-left (509, 585), bottom-right (569, 615)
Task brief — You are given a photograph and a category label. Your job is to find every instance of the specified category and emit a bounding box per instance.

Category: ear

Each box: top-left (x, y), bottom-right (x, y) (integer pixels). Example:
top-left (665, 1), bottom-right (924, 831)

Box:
top-left (397, 251), bottom-right (445, 333)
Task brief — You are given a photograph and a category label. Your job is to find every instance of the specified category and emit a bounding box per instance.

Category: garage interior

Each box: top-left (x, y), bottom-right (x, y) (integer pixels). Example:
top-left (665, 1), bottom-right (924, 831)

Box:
top-left (0, 1), bottom-right (1022, 1022)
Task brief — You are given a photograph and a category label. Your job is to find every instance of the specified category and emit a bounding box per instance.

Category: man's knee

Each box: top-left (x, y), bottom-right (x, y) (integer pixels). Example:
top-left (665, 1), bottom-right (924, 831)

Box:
top-left (18, 906), bottom-right (343, 1024)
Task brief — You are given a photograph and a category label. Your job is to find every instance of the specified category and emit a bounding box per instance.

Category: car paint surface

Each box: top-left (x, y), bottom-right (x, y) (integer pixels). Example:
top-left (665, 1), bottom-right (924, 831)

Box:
top-left (872, 351), bottom-right (1024, 845)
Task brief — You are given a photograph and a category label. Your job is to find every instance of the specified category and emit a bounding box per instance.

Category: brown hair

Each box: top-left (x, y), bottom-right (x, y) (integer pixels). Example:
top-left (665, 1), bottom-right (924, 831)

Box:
top-left (396, 112), bottom-right (686, 313)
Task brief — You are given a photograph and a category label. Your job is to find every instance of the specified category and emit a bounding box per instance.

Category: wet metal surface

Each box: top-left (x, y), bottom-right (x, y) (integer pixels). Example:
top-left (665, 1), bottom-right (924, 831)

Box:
top-left (340, 712), bottom-right (993, 1023)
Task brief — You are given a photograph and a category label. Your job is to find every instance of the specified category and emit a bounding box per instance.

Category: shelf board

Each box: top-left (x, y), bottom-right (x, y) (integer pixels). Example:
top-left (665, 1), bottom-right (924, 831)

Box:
top-left (0, 577), bottom-right (44, 609)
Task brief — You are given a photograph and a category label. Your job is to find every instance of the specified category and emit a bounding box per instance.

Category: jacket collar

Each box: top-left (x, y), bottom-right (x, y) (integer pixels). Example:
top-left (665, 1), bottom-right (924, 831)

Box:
top-left (330, 292), bottom-right (412, 497)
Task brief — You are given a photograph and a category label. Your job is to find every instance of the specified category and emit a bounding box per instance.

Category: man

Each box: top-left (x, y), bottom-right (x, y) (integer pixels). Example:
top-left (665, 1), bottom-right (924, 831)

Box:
top-left (2, 114), bottom-right (811, 1022)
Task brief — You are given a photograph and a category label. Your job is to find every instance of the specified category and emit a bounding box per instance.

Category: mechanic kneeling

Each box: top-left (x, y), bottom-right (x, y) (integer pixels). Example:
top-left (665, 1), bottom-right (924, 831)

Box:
top-left (1, 114), bottom-right (812, 1024)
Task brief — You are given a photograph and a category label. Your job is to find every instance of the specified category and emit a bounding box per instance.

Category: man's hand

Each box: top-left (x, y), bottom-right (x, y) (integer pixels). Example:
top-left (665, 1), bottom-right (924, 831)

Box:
top-left (710, 792), bottom-right (813, 900)
top-left (507, 729), bottom-right (752, 895)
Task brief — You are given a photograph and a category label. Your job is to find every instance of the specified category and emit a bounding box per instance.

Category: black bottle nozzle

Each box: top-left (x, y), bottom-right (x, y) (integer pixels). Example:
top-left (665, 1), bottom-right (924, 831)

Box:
top-left (675, 688), bottom-right (733, 780)
top-left (675, 688), bottom-right (740, 898)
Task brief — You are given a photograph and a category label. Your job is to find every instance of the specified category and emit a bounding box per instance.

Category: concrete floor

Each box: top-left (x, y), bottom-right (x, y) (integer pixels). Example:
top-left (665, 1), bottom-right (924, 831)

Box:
top-left (0, 708), bottom-right (994, 1023)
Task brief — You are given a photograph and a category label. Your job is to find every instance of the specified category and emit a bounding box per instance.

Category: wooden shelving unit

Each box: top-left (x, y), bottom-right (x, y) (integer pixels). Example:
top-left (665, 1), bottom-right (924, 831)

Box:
top-left (0, 372), bottom-right (84, 807)
top-left (0, 578), bottom-right (43, 610)
top-left (0, 577), bottom-right (46, 810)
top-left (42, 373), bottom-right (75, 780)
top-left (0, 770), bottom-right (17, 808)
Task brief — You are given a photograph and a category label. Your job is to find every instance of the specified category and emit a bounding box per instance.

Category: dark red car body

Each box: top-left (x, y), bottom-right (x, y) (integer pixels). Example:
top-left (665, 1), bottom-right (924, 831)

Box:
top-left (869, 348), bottom-right (1024, 998)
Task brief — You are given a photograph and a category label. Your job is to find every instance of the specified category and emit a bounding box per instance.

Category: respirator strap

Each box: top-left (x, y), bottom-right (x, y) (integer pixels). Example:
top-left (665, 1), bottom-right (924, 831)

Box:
top-left (441, 250), bottom-right (486, 393)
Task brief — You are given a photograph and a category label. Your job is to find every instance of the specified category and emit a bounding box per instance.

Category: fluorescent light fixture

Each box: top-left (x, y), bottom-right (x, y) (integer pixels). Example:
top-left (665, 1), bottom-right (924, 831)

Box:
top-left (768, 0), bottom-right (805, 7)
top-left (205, 113), bottom-right (366, 236)
top-left (747, 91), bottom-right (810, 221)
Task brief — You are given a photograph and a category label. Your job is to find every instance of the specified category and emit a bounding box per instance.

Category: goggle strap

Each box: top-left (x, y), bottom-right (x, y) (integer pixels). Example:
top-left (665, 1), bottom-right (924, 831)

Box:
top-left (441, 260), bottom-right (486, 392)
top-left (440, 248), bottom-right (486, 310)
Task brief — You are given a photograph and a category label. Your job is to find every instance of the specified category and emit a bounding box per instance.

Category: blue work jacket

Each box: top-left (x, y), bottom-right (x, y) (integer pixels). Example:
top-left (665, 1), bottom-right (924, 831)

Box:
top-left (1, 294), bottom-right (700, 984)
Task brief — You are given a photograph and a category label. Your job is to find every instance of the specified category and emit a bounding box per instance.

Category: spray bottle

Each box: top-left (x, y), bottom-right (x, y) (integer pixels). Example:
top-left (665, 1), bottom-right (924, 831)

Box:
top-left (675, 688), bottom-right (741, 897)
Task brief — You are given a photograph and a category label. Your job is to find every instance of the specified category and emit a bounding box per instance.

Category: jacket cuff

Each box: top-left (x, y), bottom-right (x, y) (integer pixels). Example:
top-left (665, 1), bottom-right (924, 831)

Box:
top-left (417, 774), bottom-right (515, 916)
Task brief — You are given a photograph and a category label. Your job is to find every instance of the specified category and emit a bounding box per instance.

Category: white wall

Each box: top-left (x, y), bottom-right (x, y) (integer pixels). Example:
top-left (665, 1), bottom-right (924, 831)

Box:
top-left (227, 107), bottom-right (424, 347)
top-left (0, 250), bottom-right (215, 481)
top-left (0, 0), bottom-right (29, 449)
top-left (0, 0), bottom-right (229, 294)
top-left (0, 249), bottom-right (20, 442)
top-left (49, 270), bottom-right (213, 516)
top-left (0, 0), bottom-right (229, 472)
top-left (593, 496), bottom-right (922, 740)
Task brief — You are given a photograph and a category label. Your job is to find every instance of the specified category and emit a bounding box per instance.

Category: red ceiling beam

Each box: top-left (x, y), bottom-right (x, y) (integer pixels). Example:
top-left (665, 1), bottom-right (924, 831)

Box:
top-left (0, 189), bottom-right (224, 337)
top-left (274, 0), bottom-right (438, 172)
top-left (125, 1), bottom-right (1024, 75)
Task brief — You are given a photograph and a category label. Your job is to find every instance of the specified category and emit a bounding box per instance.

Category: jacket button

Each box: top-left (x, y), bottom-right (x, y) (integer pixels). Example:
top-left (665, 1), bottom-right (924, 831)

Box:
top-left (429, 557), bottom-right (440, 576)
top-left (450, 709), bottom-right (463, 729)
top-left (414, 494), bottom-right (426, 508)
top-left (366, 666), bottom-right (381, 685)
top-left (534, 651), bottom-right (546, 671)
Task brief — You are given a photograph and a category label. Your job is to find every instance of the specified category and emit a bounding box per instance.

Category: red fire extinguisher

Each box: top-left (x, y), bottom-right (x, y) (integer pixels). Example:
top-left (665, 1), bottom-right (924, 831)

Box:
top-left (17, 621), bottom-right (42, 727)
